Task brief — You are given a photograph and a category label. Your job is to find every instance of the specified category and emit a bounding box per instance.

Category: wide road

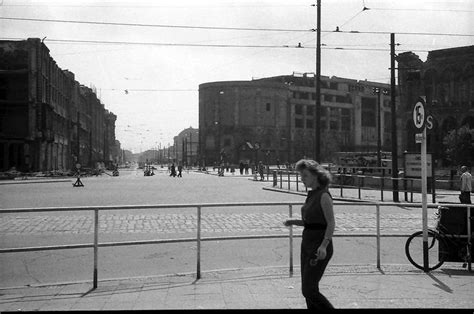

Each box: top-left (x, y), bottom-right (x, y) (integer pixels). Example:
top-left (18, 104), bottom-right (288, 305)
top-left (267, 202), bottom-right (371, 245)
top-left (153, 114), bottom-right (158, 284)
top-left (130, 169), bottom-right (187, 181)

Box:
top-left (0, 168), bottom-right (439, 287)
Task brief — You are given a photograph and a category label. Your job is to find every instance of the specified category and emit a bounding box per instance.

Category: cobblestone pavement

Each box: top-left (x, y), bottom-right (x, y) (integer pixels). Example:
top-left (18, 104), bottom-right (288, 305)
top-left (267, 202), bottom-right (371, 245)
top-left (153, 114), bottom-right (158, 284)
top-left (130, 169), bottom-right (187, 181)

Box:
top-left (0, 211), bottom-right (438, 235)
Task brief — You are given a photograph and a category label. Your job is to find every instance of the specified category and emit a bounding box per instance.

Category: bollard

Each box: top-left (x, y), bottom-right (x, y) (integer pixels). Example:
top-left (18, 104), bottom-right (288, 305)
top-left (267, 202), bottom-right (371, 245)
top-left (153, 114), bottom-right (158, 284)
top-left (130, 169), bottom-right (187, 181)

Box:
top-left (272, 171), bottom-right (277, 187)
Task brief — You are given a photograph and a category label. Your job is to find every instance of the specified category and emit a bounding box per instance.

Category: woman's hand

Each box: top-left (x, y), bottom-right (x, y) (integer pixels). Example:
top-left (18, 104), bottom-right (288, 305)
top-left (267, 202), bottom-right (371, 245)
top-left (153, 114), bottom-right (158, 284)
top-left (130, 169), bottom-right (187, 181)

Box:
top-left (316, 245), bottom-right (327, 260)
top-left (283, 219), bottom-right (293, 227)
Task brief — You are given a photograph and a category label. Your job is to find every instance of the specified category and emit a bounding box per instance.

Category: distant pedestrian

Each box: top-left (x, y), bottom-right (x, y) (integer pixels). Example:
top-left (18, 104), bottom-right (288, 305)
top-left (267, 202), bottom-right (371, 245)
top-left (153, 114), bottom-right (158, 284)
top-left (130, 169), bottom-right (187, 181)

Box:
top-left (276, 158), bottom-right (280, 169)
top-left (239, 162), bottom-right (244, 175)
top-left (283, 159), bottom-right (335, 310)
top-left (170, 164), bottom-right (177, 177)
top-left (258, 161), bottom-right (265, 181)
top-left (459, 166), bottom-right (472, 204)
top-left (219, 163), bottom-right (225, 176)
top-left (177, 164), bottom-right (183, 177)
top-left (244, 163), bottom-right (249, 174)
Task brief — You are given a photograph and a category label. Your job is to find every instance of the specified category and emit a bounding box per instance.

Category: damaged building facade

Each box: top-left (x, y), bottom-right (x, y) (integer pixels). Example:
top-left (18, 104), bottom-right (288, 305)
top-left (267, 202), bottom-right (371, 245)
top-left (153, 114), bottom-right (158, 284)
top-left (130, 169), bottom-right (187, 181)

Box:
top-left (0, 38), bottom-right (119, 172)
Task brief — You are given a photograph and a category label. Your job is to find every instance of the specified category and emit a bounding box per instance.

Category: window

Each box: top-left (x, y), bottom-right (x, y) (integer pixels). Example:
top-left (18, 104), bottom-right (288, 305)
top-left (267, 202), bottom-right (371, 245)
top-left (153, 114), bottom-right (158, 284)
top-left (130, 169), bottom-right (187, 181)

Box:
top-left (330, 82), bottom-right (338, 90)
top-left (384, 112), bottom-right (391, 132)
top-left (361, 97), bottom-right (377, 127)
top-left (335, 95), bottom-right (346, 103)
top-left (295, 105), bottom-right (303, 115)
top-left (341, 108), bottom-right (351, 131)
top-left (266, 103), bottom-right (271, 111)
top-left (306, 106), bottom-right (314, 115)
top-left (299, 92), bottom-right (309, 100)
top-left (324, 94), bottom-right (333, 102)
top-left (320, 119), bottom-right (327, 130)
top-left (330, 120), bottom-right (338, 130)
top-left (295, 118), bottom-right (303, 128)
top-left (306, 119), bottom-right (314, 129)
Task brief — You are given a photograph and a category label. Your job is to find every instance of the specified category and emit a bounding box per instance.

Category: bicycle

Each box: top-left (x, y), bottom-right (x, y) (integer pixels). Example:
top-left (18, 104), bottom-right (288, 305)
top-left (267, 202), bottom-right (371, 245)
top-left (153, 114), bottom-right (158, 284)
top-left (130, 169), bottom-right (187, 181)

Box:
top-left (405, 206), bottom-right (473, 271)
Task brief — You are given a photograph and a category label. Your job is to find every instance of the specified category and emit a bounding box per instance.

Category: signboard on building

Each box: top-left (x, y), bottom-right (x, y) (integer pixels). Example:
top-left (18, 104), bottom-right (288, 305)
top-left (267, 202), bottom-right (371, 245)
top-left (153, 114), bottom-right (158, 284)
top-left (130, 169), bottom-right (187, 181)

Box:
top-left (415, 133), bottom-right (423, 143)
top-left (404, 152), bottom-right (432, 178)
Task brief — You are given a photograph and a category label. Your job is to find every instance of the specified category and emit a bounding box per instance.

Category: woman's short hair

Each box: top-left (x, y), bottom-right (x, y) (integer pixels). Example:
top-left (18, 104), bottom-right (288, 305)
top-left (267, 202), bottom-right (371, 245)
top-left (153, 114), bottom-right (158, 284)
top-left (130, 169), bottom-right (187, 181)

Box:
top-left (295, 159), bottom-right (332, 187)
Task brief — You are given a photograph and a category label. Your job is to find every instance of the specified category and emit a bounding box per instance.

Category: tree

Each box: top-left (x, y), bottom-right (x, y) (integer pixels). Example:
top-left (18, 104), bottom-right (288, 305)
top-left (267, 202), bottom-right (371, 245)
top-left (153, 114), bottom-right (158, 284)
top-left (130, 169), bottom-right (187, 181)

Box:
top-left (442, 124), bottom-right (474, 167)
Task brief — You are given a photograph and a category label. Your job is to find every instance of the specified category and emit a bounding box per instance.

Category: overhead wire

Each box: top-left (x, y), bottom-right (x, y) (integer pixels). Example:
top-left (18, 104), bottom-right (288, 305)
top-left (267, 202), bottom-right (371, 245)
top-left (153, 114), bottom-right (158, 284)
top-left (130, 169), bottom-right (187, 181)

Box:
top-left (1, 17), bottom-right (473, 37)
top-left (0, 36), bottom-right (442, 53)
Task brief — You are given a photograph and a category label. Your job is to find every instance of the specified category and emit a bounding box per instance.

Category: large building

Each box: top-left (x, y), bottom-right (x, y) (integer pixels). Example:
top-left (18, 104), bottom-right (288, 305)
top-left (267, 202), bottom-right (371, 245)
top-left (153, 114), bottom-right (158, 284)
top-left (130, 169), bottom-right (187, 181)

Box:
top-left (199, 73), bottom-right (401, 166)
top-left (0, 38), bottom-right (118, 172)
top-left (397, 45), bottom-right (474, 167)
top-left (173, 127), bottom-right (199, 166)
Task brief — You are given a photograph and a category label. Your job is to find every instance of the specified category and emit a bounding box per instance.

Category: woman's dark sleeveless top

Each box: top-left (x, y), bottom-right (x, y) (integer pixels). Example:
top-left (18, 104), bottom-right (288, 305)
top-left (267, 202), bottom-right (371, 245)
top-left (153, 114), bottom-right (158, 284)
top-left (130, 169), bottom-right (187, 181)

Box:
top-left (301, 186), bottom-right (331, 230)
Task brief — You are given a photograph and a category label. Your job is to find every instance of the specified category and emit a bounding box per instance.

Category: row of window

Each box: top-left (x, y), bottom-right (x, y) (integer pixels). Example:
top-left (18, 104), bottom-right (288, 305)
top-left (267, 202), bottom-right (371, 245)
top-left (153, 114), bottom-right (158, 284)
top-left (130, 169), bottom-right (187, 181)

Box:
top-left (293, 91), bottom-right (352, 103)
top-left (294, 116), bottom-right (351, 131)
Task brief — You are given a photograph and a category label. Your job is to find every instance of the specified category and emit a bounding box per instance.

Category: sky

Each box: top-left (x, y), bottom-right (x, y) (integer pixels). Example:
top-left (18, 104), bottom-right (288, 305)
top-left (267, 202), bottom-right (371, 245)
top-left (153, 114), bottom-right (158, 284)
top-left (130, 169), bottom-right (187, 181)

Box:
top-left (1, 0), bottom-right (473, 153)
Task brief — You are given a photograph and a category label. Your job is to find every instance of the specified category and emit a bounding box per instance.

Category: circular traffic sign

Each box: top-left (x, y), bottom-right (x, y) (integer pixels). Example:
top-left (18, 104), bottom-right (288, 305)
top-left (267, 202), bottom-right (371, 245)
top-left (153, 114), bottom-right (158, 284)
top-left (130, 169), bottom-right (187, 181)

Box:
top-left (413, 98), bottom-right (426, 130)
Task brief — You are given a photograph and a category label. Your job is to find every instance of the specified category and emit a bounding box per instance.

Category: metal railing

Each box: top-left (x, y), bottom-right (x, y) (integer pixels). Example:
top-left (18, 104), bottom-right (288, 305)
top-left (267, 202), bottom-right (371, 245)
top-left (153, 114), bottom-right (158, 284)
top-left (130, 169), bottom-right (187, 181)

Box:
top-left (271, 170), bottom-right (461, 203)
top-left (1, 201), bottom-right (472, 288)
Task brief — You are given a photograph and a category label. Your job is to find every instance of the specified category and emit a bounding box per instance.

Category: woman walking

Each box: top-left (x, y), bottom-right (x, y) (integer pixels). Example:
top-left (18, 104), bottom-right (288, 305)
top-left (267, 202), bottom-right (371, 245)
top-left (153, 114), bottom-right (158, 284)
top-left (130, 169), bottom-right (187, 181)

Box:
top-left (284, 159), bottom-right (335, 309)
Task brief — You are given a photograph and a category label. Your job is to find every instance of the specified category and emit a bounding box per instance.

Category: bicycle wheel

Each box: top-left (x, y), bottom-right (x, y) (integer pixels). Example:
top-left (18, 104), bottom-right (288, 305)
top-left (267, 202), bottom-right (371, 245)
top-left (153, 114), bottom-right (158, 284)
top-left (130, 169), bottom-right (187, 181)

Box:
top-left (405, 230), bottom-right (446, 271)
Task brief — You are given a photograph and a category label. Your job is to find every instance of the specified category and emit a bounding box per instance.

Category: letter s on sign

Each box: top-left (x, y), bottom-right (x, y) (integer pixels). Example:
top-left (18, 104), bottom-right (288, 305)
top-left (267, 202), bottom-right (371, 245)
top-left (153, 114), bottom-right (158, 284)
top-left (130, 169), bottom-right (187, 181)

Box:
top-left (426, 115), bottom-right (433, 130)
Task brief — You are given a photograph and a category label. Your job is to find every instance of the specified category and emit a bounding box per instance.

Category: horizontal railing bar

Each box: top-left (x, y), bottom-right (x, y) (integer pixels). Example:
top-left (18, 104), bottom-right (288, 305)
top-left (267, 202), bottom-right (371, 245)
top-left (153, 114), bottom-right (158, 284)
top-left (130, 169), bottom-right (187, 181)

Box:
top-left (0, 202), bottom-right (304, 213)
top-left (1, 201), bottom-right (471, 214)
top-left (0, 233), bottom-right (418, 254)
top-left (0, 243), bottom-right (93, 253)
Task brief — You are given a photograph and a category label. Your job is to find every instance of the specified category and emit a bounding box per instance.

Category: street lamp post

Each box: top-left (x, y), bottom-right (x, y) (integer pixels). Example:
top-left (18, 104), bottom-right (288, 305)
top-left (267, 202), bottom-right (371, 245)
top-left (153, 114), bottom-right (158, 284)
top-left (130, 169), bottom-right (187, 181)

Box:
top-left (373, 87), bottom-right (388, 167)
top-left (313, 0), bottom-right (321, 162)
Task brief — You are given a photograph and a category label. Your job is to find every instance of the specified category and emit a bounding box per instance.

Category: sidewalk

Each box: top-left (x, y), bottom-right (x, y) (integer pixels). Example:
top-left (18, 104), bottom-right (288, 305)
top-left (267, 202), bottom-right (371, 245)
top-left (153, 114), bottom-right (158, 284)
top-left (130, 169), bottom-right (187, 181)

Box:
top-left (0, 264), bottom-right (472, 310)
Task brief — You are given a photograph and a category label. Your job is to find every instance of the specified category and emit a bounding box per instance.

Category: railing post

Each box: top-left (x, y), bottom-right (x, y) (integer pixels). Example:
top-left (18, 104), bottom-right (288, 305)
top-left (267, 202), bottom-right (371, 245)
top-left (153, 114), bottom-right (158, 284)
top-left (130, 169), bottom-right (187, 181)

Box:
top-left (358, 175), bottom-right (361, 200)
top-left (404, 177), bottom-right (408, 202)
top-left (376, 204), bottom-right (381, 269)
top-left (296, 172), bottom-right (299, 191)
top-left (288, 171), bottom-right (291, 190)
top-left (93, 209), bottom-right (99, 289)
top-left (411, 179), bottom-right (414, 203)
top-left (380, 175), bottom-right (384, 202)
top-left (467, 205), bottom-right (472, 272)
top-left (340, 174), bottom-right (344, 198)
top-left (196, 206), bottom-right (202, 279)
top-left (280, 171), bottom-right (282, 189)
top-left (289, 204), bottom-right (293, 277)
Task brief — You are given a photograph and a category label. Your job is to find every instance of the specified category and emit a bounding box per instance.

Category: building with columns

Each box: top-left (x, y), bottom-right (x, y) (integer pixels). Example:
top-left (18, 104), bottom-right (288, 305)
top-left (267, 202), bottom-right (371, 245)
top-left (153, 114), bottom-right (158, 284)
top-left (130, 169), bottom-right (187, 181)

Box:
top-left (199, 73), bottom-right (401, 166)
top-left (397, 45), bottom-right (474, 167)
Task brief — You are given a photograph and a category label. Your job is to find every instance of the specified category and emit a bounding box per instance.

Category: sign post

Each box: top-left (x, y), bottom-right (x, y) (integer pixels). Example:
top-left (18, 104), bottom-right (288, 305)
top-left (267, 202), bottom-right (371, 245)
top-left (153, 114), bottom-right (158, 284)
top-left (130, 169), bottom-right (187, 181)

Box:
top-left (73, 163), bottom-right (84, 187)
top-left (413, 96), bottom-right (429, 272)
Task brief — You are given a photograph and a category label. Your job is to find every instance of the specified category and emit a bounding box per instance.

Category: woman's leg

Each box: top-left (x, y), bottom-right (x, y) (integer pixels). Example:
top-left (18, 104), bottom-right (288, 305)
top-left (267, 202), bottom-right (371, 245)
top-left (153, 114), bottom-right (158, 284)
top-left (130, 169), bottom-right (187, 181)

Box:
top-left (302, 241), bottom-right (334, 309)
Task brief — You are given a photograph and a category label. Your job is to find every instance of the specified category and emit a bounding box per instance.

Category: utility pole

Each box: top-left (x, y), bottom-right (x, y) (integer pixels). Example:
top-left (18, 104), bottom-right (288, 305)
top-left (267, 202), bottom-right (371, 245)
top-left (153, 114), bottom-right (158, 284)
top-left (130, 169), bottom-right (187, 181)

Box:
top-left (314, 0), bottom-right (321, 162)
top-left (377, 89), bottom-right (382, 168)
top-left (391, 33), bottom-right (399, 202)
